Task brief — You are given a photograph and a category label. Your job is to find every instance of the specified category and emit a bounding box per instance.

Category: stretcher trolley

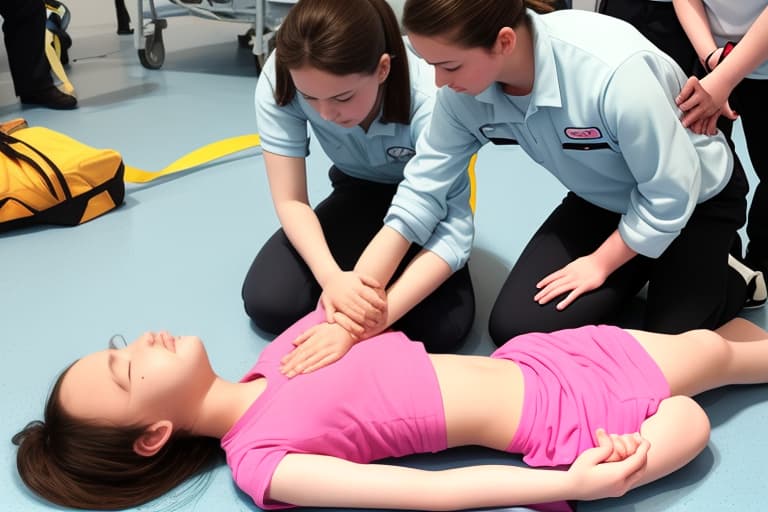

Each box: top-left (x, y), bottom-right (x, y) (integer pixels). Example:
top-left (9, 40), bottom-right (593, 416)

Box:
top-left (133, 0), bottom-right (297, 70)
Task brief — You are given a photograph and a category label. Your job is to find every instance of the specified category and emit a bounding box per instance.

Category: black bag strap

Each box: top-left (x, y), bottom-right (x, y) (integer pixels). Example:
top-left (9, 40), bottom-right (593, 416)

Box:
top-left (0, 131), bottom-right (72, 200)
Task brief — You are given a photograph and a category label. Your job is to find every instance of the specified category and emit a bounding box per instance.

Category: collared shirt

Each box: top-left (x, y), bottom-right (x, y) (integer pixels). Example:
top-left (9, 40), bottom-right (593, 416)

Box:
top-left (254, 37), bottom-right (436, 184)
top-left (386, 9), bottom-right (733, 271)
top-left (702, 0), bottom-right (768, 79)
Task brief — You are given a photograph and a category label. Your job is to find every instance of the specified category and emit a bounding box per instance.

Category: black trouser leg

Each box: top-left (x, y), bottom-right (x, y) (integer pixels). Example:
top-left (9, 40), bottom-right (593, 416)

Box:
top-left (115, 0), bottom-right (132, 32)
top-left (0, 0), bottom-right (52, 96)
top-left (728, 79), bottom-right (768, 269)
top-left (644, 161), bottom-right (748, 332)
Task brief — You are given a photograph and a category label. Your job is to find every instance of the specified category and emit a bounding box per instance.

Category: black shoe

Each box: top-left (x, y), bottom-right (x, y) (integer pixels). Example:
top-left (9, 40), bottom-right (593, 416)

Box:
top-left (117, 26), bottom-right (134, 35)
top-left (744, 250), bottom-right (768, 277)
top-left (20, 87), bottom-right (78, 110)
top-left (729, 254), bottom-right (767, 309)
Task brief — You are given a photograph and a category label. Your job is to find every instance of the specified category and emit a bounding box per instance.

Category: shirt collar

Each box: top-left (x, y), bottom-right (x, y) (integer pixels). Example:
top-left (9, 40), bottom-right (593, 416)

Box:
top-left (365, 113), bottom-right (398, 137)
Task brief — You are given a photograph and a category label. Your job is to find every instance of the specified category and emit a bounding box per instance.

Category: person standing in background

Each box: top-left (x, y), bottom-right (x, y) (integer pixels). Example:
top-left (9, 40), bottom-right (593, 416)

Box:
top-left (672, 1), bottom-right (768, 281)
top-left (0, 0), bottom-right (77, 109)
top-left (598, 0), bottom-right (698, 74)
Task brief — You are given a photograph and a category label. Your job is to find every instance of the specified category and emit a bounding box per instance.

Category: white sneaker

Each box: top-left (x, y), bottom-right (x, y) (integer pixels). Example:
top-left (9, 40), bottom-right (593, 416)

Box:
top-left (728, 254), bottom-right (767, 309)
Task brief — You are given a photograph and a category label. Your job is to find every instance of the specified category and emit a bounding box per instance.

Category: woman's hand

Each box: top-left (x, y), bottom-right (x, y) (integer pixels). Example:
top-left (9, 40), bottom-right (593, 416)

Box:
top-left (534, 255), bottom-right (610, 310)
top-left (567, 428), bottom-right (650, 500)
top-left (676, 74), bottom-right (738, 135)
top-left (320, 271), bottom-right (387, 335)
top-left (280, 322), bottom-right (357, 378)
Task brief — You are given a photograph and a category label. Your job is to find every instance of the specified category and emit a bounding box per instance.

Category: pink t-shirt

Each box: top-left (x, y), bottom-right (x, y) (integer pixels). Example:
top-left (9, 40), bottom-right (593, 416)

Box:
top-left (221, 308), bottom-right (447, 509)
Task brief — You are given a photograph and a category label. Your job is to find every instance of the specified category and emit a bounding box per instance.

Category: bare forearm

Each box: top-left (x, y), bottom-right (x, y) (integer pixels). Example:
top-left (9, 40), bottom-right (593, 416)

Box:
top-left (673, 0), bottom-right (717, 61)
top-left (276, 201), bottom-right (339, 286)
top-left (264, 151), bottom-right (341, 286)
top-left (363, 465), bottom-right (572, 511)
top-left (593, 230), bottom-right (637, 274)
top-left (708, 7), bottom-right (768, 90)
top-left (384, 250), bottom-right (453, 326)
top-left (354, 226), bottom-right (412, 285)
top-left (271, 457), bottom-right (574, 511)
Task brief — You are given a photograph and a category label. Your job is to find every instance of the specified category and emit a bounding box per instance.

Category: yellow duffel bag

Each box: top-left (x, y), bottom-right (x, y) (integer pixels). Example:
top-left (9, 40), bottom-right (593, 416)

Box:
top-left (0, 119), bottom-right (124, 233)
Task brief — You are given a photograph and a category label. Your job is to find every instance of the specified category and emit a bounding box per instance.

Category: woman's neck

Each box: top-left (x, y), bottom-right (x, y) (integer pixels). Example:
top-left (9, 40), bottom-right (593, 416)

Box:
top-left (498, 23), bottom-right (535, 96)
top-left (359, 86), bottom-right (385, 132)
top-left (189, 376), bottom-right (268, 438)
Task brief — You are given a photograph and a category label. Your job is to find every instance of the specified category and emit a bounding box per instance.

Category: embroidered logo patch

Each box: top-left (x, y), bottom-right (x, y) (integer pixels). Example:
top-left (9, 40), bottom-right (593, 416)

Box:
top-left (387, 146), bottom-right (416, 161)
top-left (564, 127), bottom-right (602, 140)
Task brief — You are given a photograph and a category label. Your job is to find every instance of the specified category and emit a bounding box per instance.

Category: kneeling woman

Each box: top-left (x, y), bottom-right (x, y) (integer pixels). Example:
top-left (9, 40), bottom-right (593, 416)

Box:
top-left (14, 308), bottom-right (768, 510)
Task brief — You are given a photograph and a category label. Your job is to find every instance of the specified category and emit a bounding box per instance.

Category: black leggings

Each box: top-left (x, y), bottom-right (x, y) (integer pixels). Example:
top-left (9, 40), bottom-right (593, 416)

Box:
top-left (488, 161), bottom-right (749, 345)
top-left (242, 167), bottom-right (475, 352)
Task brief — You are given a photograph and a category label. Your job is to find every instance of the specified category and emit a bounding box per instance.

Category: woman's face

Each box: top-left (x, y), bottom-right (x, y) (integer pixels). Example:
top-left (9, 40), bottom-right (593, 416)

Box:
top-left (408, 32), bottom-right (502, 96)
top-left (290, 55), bottom-right (390, 128)
top-left (59, 331), bottom-right (216, 429)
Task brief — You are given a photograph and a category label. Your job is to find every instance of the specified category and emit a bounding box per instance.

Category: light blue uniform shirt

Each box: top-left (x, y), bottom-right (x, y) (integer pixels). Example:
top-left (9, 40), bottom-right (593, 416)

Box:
top-left (254, 38), bottom-right (436, 184)
top-left (386, 9), bottom-right (733, 271)
top-left (702, 0), bottom-right (768, 80)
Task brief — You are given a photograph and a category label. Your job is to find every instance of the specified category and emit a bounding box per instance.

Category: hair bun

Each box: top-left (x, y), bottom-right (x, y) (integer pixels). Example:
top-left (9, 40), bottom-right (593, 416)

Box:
top-left (12, 420), bottom-right (46, 446)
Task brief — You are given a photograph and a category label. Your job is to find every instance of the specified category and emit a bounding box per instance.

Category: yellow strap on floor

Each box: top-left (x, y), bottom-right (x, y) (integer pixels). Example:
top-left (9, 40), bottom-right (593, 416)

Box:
top-left (123, 134), bottom-right (261, 183)
top-left (121, 133), bottom-right (478, 214)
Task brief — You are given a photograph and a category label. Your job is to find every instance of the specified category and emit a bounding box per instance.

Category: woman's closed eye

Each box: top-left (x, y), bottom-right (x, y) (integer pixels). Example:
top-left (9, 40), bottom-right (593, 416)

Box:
top-left (301, 94), bottom-right (353, 103)
top-left (108, 353), bottom-right (131, 391)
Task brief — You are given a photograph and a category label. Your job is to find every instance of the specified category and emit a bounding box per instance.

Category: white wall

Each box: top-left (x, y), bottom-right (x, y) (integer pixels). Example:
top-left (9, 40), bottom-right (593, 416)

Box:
top-left (572, 0), bottom-right (600, 10)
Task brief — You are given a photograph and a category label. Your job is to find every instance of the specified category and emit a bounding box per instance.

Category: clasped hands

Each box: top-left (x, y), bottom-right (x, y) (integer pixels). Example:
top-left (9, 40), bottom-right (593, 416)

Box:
top-left (280, 270), bottom-right (387, 377)
top-left (568, 428), bottom-right (651, 500)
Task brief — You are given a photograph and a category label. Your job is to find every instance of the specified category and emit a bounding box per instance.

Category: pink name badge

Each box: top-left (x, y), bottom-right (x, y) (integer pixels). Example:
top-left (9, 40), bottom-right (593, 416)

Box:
top-left (565, 127), bottom-right (602, 139)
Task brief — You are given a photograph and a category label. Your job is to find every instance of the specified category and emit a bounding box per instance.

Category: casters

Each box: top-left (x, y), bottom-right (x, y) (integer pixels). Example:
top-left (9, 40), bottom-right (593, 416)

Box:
top-left (138, 18), bottom-right (168, 69)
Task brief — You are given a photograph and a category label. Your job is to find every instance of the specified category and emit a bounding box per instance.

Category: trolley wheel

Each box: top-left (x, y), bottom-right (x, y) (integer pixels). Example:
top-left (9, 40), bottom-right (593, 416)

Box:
top-left (138, 27), bottom-right (166, 69)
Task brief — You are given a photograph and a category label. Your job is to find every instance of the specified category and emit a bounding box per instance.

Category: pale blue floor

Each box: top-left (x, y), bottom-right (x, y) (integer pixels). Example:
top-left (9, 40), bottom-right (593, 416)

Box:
top-left (1, 3), bottom-right (767, 511)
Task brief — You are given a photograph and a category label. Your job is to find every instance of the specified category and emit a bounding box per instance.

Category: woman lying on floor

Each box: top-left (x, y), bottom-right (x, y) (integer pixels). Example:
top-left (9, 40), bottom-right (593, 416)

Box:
top-left (13, 306), bottom-right (768, 510)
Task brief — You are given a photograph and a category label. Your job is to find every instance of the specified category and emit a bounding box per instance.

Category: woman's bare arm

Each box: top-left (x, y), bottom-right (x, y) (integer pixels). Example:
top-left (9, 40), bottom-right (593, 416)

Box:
top-left (268, 434), bottom-right (651, 510)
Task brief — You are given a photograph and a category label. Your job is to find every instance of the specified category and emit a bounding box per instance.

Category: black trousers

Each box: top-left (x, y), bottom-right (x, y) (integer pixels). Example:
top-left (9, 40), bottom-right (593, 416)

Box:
top-left (0, 0), bottom-right (53, 96)
top-left (715, 78), bottom-right (768, 269)
top-left (598, 0), bottom-right (698, 74)
top-left (242, 167), bottom-right (475, 353)
top-left (488, 161), bottom-right (749, 345)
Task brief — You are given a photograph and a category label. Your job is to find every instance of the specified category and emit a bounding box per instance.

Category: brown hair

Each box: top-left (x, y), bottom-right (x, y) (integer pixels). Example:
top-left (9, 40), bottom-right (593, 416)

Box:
top-left (403, 0), bottom-right (556, 49)
top-left (274, 0), bottom-right (410, 124)
top-left (13, 363), bottom-right (222, 510)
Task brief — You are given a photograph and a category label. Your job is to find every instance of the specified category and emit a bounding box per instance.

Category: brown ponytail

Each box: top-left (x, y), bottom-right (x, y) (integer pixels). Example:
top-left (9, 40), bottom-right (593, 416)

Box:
top-left (274, 0), bottom-right (410, 124)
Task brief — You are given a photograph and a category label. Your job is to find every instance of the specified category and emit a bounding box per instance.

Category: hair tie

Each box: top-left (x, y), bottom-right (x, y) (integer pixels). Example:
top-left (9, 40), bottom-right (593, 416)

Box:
top-left (704, 48), bottom-right (718, 73)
